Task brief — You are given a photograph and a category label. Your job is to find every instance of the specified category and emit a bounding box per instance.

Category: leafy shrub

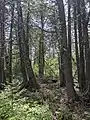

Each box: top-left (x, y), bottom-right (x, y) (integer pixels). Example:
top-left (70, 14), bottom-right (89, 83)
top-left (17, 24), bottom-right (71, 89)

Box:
top-left (45, 57), bottom-right (59, 78)
top-left (33, 57), bottom-right (59, 79)
top-left (0, 85), bottom-right (52, 120)
top-left (54, 109), bottom-right (73, 120)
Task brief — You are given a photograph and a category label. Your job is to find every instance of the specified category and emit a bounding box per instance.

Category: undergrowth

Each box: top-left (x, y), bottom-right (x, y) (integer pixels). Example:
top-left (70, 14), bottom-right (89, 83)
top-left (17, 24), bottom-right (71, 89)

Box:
top-left (0, 83), bottom-right (80, 120)
top-left (0, 85), bottom-right (52, 120)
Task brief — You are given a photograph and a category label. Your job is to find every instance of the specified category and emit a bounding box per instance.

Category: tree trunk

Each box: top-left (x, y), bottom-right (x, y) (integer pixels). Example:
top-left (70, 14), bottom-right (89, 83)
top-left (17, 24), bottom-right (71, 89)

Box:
top-left (17, 0), bottom-right (39, 90)
top-left (81, 0), bottom-right (89, 58)
top-left (39, 10), bottom-right (45, 80)
top-left (68, 0), bottom-right (73, 86)
top-left (55, 26), bottom-right (65, 87)
top-left (77, 0), bottom-right (86, 92)
top-left (9, 1), bottom-right (15, 83)
top-left (73, 1), bottom-right (80, 88)
top-left (83, 48), bottom-right (90, 96)
top-left (81, 0), bottom-right (89, 88)
top-left (26, 3), bottom-right (30, 58)
top-left (0, 0), bottom-right (6, 89)
top-left (56, 0), bottom-right (76, 100)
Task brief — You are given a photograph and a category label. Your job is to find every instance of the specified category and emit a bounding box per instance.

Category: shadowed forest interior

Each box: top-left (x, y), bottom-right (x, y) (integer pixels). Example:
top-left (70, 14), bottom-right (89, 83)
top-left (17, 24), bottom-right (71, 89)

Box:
top-left (0, 0), bottom-right (90, 119)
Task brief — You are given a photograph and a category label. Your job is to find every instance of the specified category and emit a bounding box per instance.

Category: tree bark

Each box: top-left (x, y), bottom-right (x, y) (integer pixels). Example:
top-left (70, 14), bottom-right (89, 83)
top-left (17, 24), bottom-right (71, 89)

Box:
top-left (17, 0), bottom-right (39, 90)
top-left (77, 0), bottom-right (86, 92)
top-left (9, 1), bottom-right (15, 83)
top-left (26, 3), bottom-right (30, 58)
top-left (55, 26), bottom-right (65, 87)
top-left (56, 0), bottom-right (76, 100)
top-left (39, 10), bottom-right (45, 80)
top-left (68, 0), bottom-right (73, 86)
top-left (81, 0), bottom-right (89, 89)
top-left (73, 0), bottom-right (80, 89)
top-left (0, 0), bottom-right (6, 89)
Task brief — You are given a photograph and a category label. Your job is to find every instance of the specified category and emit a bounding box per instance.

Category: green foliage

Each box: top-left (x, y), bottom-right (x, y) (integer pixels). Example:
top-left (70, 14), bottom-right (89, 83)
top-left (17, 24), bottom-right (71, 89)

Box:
top-left (33, 57), bottom-right (59, 79)
top-left (0, 85), bottom-right (52, 120)
top-left (33, 63), bottom-right (39, 77)
top-left (45, 57), bottom-right (59, 79)
top-left (58, 110), bottom-right (72, 120)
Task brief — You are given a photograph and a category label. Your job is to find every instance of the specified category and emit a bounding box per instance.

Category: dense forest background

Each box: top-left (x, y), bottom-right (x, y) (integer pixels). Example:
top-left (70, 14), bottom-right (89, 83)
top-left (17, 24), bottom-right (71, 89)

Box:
top-left (0, 0), bottom-right (90, 119)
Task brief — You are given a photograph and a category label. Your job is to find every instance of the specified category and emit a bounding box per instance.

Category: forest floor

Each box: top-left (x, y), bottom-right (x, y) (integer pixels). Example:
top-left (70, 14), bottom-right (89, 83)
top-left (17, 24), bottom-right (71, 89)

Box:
top-left (23, 81), bottom-right (90, 120)
top-left (25, 82), bottom-right (90, 120)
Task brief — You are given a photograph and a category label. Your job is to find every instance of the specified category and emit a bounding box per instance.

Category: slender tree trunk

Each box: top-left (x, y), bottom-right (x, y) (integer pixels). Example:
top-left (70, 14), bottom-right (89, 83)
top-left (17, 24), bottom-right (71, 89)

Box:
top-left (84, 48), bottom-right (90, 96)
top-left (0, 0), bottom-right (6, 89)
top-left (77, 0), bottom-right (86, 92)
top-left (39, 11), bottom-right (45, 79)
top-left (26, 3), bottom-right (30, 58)
top-left (55, 26), bottom-right (65, 87)
top-left (81, 0), bottom-right (89, 89)
top-left (9, 1), bottom-right (15, 83)
top-left (73, 1), bottom-right (80, 88)
top-left (68, 0), bottom-right (73, 85)
top-left (81, 0), bottom-right (89, 58)
top-left (59, 48), bottom-right (65, 87)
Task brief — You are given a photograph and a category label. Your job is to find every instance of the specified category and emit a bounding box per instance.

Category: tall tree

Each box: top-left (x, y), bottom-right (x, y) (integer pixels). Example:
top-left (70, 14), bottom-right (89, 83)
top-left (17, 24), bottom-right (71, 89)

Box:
top-left (77, 0), bottom-right (86, 92)
top-left (73, 0), bottom-right (80, 88)
top-left (26, 3), bottom-right (30, 58)
top-left (68, 0), bottom-right (73, 87)
top-left (9, 0), bottom-right (15, 83)
top-left (0, 0), bottom-right (6, 89)
top-left (17, 0), bottom-right (39, 90)
top-left (39, 3), bottom-right (45, 80)
top-left (81, 0), bottom-right (90, 90)
top-left (55, 25), bottom-right (66, 87)
top-left (56, 0), bottom-right (76, 100)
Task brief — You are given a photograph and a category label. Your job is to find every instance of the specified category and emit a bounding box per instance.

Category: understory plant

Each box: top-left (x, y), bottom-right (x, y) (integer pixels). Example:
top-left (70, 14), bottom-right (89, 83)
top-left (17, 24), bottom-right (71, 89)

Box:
top-left (0, 85), bottom-right (52, 120)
